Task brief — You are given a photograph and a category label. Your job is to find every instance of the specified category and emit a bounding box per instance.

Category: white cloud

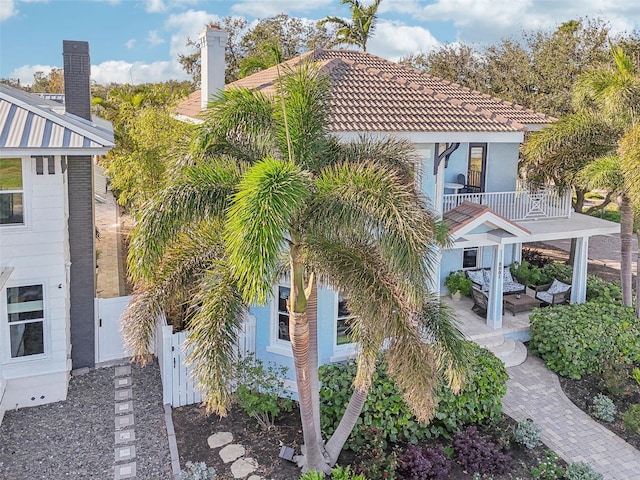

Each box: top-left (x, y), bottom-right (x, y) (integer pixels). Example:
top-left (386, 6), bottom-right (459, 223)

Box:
top-left (368, 20), bottom-right (440, 61)
top-left (10, 64), bottom-right (56, 85)
top-left (125, 38), bottom-right (136, 49)
top-left (91, 59), bottom-right (189, 85)
top-left (164, 9), bottom-right (223, 58)
top-left (147, 30), bottom-right (165, 46)
top-left (0, 0), bottom-right (18, 21)
top-left (231, 0), bottom-right (333, 18)
top-left (145, 0), bottom-right (166, 13)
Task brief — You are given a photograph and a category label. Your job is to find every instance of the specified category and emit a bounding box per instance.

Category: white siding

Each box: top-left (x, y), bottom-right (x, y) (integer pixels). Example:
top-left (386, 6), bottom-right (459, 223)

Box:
top-left (0, 155), bottom-right (70, 413)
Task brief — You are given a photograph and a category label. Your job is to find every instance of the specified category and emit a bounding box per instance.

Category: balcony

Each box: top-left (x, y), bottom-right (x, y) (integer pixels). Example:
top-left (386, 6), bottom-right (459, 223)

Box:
top-left (443, 185), bottom-right (572, 221)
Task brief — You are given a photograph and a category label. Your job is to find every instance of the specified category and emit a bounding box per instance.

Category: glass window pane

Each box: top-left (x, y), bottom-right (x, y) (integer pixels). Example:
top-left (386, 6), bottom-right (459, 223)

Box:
top-left (463, 248), bottom-right (478, 269)
top-left (337, 294), bottom-right (349, 318)
top-left (0, 193), bottom-right (24, 224)
top-left (10, 321), bottom-right (44, 357)
top-left (336, 317), bottom-right (352, 345)
top-left (0, 158), bottom-right (23, 190)
top-left (278, 286), bottom-right (290, 312)
top-left (278, 313), bottom-right (290, 341)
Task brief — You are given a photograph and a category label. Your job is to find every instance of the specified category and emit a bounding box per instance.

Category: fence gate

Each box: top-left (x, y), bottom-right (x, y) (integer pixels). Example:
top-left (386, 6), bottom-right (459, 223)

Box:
top-left (95, 296), bottom-right (133, 363)
top-left (158, 314), bottom-right (256, 407)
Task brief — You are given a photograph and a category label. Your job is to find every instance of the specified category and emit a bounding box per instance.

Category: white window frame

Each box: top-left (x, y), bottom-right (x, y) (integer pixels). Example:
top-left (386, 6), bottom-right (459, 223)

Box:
top-left (266, 282), bottom-right (293, 357)
top-left (331, 291), bottom-right (356, 362)
top-left (0, 157), bottom-right (30, 229)
top-left (462, 247), bottom-right (482, 270)
top-left (3, 281), bottom-right (48, 362)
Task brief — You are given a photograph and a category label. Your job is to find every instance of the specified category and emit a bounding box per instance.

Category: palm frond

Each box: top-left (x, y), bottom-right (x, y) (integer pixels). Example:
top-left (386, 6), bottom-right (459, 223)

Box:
top-left (195, 88), bottom-right (277, 162)
top-left (120, 288), bottom-right (165, 364)
top-left (184, 264), bottom-right (245, 416)
top-left (578, 155), bottom-right (625, 193)
top-left (619, 124), bottom-right (640, 204)
top-left (225, 158), bottom-right (311, 304)
top-left (128, 160), bottom-right (242, 284)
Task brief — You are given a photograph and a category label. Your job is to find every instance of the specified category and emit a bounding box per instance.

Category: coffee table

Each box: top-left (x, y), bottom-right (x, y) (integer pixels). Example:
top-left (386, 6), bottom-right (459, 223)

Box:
top-left (503, 294), bottom-right (542, 316)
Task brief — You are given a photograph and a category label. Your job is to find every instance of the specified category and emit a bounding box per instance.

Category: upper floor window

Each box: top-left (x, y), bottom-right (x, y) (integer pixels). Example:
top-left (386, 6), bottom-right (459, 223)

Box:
top-left (7, 284), bottom-right (45, 358)
top-left (0, 158), bottom-right (24, 225)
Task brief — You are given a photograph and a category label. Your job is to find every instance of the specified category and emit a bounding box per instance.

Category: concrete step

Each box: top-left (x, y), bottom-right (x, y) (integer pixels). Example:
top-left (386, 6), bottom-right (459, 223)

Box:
top-left (478, 336), bottom-right (528, 368)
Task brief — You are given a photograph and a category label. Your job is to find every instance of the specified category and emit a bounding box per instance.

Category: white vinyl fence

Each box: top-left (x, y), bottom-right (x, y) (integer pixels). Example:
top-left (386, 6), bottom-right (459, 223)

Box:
top-left (157, 314), bottom-right (256, 407)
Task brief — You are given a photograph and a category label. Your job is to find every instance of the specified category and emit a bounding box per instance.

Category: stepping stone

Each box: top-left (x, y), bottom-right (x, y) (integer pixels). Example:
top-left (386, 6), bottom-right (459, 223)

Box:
top-left (220, 443), bottom-right (245, 463)
top-left (115, 365), bottom-right (131, 377)
top-left (115, 429), bottom-right (136, 445)
top-left (207, 431), bottom-right (233, 449)
top-left (115, 413), bottom-right (135, 430)
top-left (115, 388), bottom-right (132, 401)
top-left (115, 445), bottom-right (136, 463)
top-left (231, 457), bottom-right (258, 478)
top-left (115, 400), bottom-right (133, 415)
top-left (114, 461), bottom-right (136, 479)
top-left (247, 476), bottom-right (264, 480)
top-left (115, 377), bottom-right (131, 388)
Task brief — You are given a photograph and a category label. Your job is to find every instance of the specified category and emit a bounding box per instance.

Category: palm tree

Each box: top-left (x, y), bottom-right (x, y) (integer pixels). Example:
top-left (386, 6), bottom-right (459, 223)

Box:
top-left (523, 44), bottom-right (640, 307)
top-left (121, 61), bottom-right (467, 473)
top-left (319, 0), bottom-right (383, 53)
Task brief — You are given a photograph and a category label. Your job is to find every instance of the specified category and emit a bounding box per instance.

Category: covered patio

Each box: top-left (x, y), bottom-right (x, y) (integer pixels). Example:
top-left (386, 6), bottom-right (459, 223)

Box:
top-left (443, 202), bottom-right (620, 330)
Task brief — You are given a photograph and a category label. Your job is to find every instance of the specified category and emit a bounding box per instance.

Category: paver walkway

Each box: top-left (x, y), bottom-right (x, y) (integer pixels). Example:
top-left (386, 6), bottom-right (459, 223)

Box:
top-left (503, 355), bottom-right (640, 480)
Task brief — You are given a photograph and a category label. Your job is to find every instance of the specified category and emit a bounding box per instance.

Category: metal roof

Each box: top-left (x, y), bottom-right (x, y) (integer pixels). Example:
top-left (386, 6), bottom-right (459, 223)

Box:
top-left (0, 84), bottom-right (114, 155)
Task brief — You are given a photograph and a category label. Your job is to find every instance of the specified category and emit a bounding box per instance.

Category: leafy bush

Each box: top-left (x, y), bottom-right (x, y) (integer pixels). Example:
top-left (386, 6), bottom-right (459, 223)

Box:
top-left (350, 425), bottom-right (396, 479)
top-left (513, 418), bottom-right (542, 449)
top-left (530, 450), bottom-right (564, 480)
top-left (631, 367), bottom-right (640, 387)
top-left (622, 404), bottom-right (640, 434)
top-left (598, 360), bottom-right (630, 399)
top-left (444, 270), bottom-right (473, 296)
top-left (302, 465), bottom-right (370, 480)
top-left (452, 426), bottom-right (512, 475)
top-left (529, 303), bottom-right (640, 379)
top-left (564, 462), bottom-right (603, 480)
top-left (396, 444), bottom-right (451, 480)
top-left (233, 355), bottom-right (292, 430)
top-left (319, 342), bottom-right (507, 450)
top-left (510, 261), bottom-right (543, 287)
top-left (522, 248), bottom-right (552, 268)
top-left (591, 394), bottom-right (617, 422)
top-left (178, 461), bottom-right (216, 480)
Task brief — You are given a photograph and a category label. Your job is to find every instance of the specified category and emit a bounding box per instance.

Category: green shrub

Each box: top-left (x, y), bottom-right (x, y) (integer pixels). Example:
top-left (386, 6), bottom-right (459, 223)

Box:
top-left (591, 394), bottom-right (616, 422)
top-left (622, 404), bottom-right (640, 434)
top-left (510, 261), bottom-right (543, 287)
top-left (319, 342), bottom-right (508, 450)
top-left (564, 462), bottom-right (603, 480)
top-left (530, 450), bottom-right (564, 480)
top-left (300, 466), bottom-right (370, 480)
top-left (178, 461), bottom-right (216, 480)
top-left (632, 368), bottom-right (640, 387)
top-left (444, 270), bottom-right (473, 296)
top-left (598, 360), bottom-right (630, 399)
top-left (529, 303), bottom-right (640, 379)
top-left (513, 419), bottom-right (542, 449)
top-left (233, 355), bottom-right (292, 430)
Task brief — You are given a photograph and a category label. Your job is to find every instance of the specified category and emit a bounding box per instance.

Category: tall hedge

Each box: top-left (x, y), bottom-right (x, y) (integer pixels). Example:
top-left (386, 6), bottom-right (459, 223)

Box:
top-left (319, 342), bottom-right (508, 450)
top-left (529, 302), bottom-right (640, 379)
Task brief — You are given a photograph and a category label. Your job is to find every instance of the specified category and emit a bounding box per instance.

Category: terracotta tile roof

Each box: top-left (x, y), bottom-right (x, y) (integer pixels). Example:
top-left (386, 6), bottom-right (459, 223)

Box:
top-left (444, 201), bottom-right (531, 236)
top-left (176, 49), bottom-right (555, 133)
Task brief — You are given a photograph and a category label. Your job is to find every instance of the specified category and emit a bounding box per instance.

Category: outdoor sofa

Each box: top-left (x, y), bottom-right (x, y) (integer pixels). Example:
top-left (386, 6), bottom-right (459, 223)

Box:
top-left (465, 267), bottom-right (525, 295)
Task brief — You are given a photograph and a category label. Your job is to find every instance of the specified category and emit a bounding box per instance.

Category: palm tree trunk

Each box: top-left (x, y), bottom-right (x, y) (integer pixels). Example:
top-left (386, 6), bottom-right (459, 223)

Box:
top-left (289, 247), bottom-right (328, 473)
top-left (619, 194), bottom-right (633, 306)
top-left (324, 385), bottom-right (371, 465)
top-left (305, 275), bottom-right (323, 444)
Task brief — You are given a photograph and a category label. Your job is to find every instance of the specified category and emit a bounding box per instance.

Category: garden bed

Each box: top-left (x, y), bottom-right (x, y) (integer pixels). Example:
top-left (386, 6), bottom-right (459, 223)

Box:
top-left (172, 402), bottom-right (564, 479)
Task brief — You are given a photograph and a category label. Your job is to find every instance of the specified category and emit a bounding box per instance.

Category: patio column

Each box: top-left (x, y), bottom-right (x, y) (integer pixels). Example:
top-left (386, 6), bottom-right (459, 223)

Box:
top-left (571, 236), bottom-right (589, 304)
top-left (487, 244), bottom-right (505, 329)
top-left (433, 149), bottom-right (445, 215)
top-left (513, 243), bottom-right (522, 263)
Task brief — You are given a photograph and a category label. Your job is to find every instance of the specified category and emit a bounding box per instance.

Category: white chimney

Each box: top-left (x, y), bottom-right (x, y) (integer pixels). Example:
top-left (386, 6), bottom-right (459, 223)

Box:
top-left (199, 26), bottom-right (228, 110)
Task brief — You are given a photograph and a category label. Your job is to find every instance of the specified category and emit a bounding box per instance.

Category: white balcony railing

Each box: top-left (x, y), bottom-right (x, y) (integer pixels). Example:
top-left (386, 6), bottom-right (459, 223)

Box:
top-left (443, 186), bottom-right (572, 221)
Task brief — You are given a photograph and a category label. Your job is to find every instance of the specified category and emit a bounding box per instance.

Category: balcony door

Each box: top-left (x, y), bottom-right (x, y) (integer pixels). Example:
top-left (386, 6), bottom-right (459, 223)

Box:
top-left (467, 143), bottom-right (487, 193)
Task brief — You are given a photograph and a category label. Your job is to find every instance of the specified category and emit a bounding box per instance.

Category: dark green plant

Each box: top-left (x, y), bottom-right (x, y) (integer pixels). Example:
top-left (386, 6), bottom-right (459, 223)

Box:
top-left (178, 461), bottom-right (216, 480)
top-left (622, 404), bottom-right (640, 434)
top-left (300, 465), bottom-right (370, 480)
top-left (564, 461), bottom-right (603, 480)
top-left (444, 270), bottom-right (473, 296)
top-left (452, 426), bottom-right (512, 475)
top-left (233, 355), bottom-right (292, 430)
top-left (510, 261), bottom-right (542, 287)
top-left (529, 303), bottom-right (640, 379)
top-left (591, 394), bottom-right (617, 422)
top-left (530, 450), bottom-right (564, 480)
top-left (319, 342), bottom-right (507, 450)
top-left (598, 360), bottom-right (630, 399)
top-left (513, 418), bottom-right (542, 449)
top-left (522, 248), bottom-right (552, 268)
top-left (351, 425), bottom-right (397, 479)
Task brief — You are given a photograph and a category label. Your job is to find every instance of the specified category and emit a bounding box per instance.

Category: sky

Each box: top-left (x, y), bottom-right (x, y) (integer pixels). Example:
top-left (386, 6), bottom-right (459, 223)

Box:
top-left (1, 0), bottom-right (639, 86)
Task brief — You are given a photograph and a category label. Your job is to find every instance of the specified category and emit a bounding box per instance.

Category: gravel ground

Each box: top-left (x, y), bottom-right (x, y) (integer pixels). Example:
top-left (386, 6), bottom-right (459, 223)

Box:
top-left (0, 360), bottom-right (172, 480)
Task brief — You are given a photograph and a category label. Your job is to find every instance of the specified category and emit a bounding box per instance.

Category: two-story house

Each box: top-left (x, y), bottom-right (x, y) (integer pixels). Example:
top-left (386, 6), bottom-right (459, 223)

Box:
top-left (171, 27), bottom-right (619, 391)
top-left (0, 41), bottom-right (114, 423)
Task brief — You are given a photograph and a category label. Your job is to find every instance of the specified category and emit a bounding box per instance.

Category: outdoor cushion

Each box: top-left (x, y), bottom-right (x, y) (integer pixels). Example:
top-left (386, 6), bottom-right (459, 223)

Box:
top-left (467, 270), bottom-right (485, 288)
top-left (547, 279), bottom-right (571, 294)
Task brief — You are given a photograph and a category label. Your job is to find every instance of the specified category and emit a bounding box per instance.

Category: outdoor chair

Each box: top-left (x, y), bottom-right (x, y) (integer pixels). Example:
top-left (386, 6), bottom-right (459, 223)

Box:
top-left (534, 279), bottom-right (571, 306)
top-left (471, 285), bottom-right (489, 318)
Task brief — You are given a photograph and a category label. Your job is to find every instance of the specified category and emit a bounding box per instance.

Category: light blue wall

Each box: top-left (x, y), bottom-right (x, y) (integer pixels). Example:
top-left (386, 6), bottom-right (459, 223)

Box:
top-left (486, 143), bottom-right (519, 192)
